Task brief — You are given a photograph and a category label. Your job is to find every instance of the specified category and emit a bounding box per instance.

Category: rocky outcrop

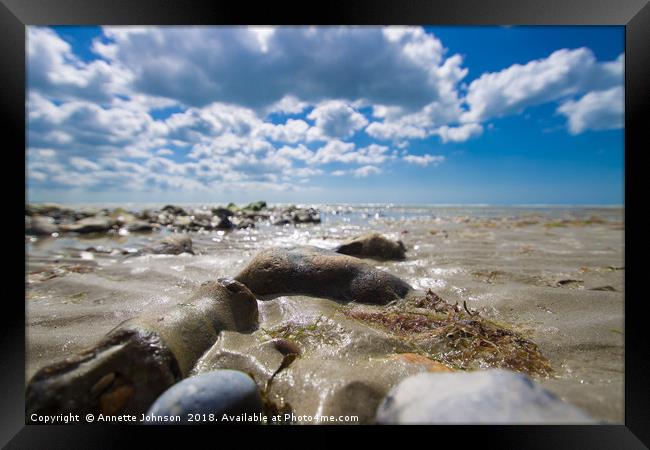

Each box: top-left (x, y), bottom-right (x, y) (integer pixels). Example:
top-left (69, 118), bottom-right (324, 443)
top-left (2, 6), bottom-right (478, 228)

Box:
top-left (336, 233), bottom-right (406, 260)
top-left (235, 246), bottom-right (412, 304)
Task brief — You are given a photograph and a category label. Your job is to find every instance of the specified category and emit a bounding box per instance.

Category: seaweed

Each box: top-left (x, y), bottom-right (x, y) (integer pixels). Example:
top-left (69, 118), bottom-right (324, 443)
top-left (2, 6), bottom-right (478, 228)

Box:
top-left (260, 316), bottom-right (342, 347)
top-left (344, 289), bottom-right (552, 376)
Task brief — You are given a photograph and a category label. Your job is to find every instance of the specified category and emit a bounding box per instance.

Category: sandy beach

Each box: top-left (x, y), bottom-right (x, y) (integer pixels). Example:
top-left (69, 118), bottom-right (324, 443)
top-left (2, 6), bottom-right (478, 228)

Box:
top-left (25, 204), bottom-right (624, 423)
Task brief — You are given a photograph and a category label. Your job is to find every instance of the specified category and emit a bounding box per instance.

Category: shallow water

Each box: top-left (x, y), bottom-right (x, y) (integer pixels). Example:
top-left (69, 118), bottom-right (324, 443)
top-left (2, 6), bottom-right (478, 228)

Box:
top-left (25, 204), bottom-right (624, 422)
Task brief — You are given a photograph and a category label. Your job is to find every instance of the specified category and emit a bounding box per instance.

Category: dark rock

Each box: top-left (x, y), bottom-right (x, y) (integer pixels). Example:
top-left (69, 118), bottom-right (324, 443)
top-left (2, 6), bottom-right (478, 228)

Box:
top-left (162, 205), bottom-right (187, 216)
top-left (375, 369), bottom-right (596, 424)
top-left (212, 207), bottom-right (234, 218)
top-left (25, 278), bottom-right (259, 418)
top-left (213, 216), bottom-right (234, 230)
top-left (292, 208), bottom-right (321, 223)
top-left (145, 370), bottom-right (263, 423)
top-left (126, 221), bottom-right (155, 232)
top-left (144, 235), bottom-right (194, 255)
top-left (235, 246), bottom-right (412, 304)
top-left (336, 233), bottom-right (406, 261)
top-left (26, 215), bottom-right (58, 236)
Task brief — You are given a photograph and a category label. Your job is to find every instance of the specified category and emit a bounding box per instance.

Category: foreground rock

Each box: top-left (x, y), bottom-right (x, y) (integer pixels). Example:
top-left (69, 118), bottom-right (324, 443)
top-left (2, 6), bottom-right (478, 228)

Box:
top-left (143, 235), bottom-right (194, 255)
top-left (235, 246), bottom-right (412, 304)
top-left (376, 369), bottom-right (595, 424)
top-left (336, 233), bottom-right (406, 260)
top-left (25, 279), bottom-right (259, 418)
top-left (145, 370), bottom-right (263, 424)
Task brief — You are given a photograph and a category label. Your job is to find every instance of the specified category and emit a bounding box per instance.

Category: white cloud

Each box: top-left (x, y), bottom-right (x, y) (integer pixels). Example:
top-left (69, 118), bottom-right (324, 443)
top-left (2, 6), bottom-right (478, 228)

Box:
top-left (462, 48), bottom-right (623, 123)
top-left (435, 123), bottom-right (483, 143)
top-left (94, 26), bottom-right (461, 111)
top-left (26, 26), bottom-right (625, 198)
top-left (557, 86), bottom-right (624, 134)
top-left (28, 27), bottom-right (130, 103)
top-left (352, 165), bottom-right (382, 177)
top-left (403, 154), bottom-right (445, 167)
top-left (266, 95), bottom-right (309, 115)
top-left (307, 100), bottom-right (368, 140)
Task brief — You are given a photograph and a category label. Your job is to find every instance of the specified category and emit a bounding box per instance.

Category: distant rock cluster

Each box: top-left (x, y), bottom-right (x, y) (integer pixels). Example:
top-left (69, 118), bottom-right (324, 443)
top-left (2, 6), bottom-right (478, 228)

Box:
top-left (25, 201), bottom-right (322, 236)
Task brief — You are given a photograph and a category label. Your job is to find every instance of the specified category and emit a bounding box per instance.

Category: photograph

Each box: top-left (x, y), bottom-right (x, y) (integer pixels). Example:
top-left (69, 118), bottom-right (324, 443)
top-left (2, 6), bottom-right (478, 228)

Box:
top-left (24, 25), bottom-right (625, 426)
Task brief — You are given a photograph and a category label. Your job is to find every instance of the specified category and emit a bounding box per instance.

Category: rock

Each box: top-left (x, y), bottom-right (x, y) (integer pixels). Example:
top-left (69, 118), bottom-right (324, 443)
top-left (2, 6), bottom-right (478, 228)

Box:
top-left (126, 221), bottom-right (154, 232)
top-left (26, 203), bottom-right (75, 219)
top-left (233, 217), bottom-right (255, 229)
top-left (58, 216), bottom-right (114, 234)
top-left (143, 235), bottom-right (194, 255)
top-left (173, 216), bottom-right (192, 229)
top-left (212, 207), bottom-right (234, 218)
top-left (244, 201), bottom-right (267, 212)
top-left (155, 212), bottom-right (174, 225)
top-left (162, 205), bottom-right (188, 216)
top-left (375, 369), bottom-right (596, 424)
top-left (273, 207), bottom-right (321, 225)
top-left (25, 278), bottom-right (259, 418)
top-left (235, 246), bottom-right (412, 304)
top-left (25, 215), bottom-right (58, 236)
top-left (212, 216), bottom-right (234, 230)
top-left (336, 233), bottom-right (406, 260)
top-left (191, 217), bottom-right (213, 230)
top-left (145, 370), bottom-right (263, 424)
top-left (293, 208), bottom-right (321, 223)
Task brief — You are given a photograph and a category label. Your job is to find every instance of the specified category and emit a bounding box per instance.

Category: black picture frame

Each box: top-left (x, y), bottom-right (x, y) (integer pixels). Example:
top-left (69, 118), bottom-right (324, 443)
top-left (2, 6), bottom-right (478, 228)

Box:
top-left (2, 0), bottom-right (648, 447)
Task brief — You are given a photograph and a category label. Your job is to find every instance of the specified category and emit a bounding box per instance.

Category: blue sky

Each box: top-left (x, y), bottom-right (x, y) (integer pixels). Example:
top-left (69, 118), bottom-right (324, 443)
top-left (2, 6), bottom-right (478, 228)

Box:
top-left (26, 26), bottom-right (624, 204)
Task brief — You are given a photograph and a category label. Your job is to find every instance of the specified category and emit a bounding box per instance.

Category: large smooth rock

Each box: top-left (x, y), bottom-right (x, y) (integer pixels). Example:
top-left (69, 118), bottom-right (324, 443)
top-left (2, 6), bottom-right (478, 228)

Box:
top-left (235, 246), bottom-right (412, 304)
top-left (336, 233), bottom-right (406, 260)
top-left (25, 278), bottom-right (259, 418)
top-left (143, 235), bottom-right (194, 255)
top-left (375, 369), bottom-right (596, 424)
top-left (59, 216), bottom-right (114, 234)
top-left (145, 370), bottom-right (263, 424)
top-left (26, 215), bottom-right (58, 235)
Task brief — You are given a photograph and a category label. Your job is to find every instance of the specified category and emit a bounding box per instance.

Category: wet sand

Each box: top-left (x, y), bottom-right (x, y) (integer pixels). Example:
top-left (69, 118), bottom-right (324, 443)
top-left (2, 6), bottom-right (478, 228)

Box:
top-left (25, 205), bottom-right (624, 422)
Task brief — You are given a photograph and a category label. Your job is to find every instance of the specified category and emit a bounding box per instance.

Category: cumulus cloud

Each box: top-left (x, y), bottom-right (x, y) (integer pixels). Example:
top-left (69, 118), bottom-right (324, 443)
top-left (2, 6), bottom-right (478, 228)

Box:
top-left (26, 26), bottom-right (624, 197)
top-left (92, 26), bottom-right (461, 111)
top-left (28, 27), bottom-right (129, 103)
top-left (435, 123), bottom-right (483, 143)
top-left (557, 86), bottom-right (624, 134)
top-left (307, 101), bottom-right (368, 140)
top-left (403, 154), bottom-right (445, 167)
top-left (462, 49), bottom-right (623, 123)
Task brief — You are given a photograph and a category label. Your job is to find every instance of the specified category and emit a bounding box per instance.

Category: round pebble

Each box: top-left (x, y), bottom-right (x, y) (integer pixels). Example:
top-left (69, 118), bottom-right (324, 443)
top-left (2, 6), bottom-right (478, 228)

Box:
top-left (145, 370), bottom-right (263, 424)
